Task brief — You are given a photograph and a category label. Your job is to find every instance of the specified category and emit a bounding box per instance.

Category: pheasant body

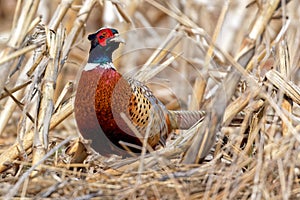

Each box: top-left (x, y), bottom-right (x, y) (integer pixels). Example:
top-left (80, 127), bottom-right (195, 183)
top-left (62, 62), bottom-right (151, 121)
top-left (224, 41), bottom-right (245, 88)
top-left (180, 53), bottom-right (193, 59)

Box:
top-left (74, 28), bottom-right (205, 156)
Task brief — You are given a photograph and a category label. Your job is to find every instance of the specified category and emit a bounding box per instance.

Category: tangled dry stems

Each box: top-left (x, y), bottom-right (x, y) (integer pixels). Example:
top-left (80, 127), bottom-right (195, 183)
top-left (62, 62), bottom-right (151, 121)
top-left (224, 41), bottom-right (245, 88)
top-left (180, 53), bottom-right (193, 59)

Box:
top-left (0, 0), bottom-right (300, 199)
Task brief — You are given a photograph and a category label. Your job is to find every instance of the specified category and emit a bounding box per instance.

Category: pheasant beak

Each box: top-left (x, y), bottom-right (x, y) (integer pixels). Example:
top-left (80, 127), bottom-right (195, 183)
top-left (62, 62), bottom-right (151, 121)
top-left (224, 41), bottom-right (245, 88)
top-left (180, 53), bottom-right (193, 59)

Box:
top-left (110, 34), bottom-right (126, 44)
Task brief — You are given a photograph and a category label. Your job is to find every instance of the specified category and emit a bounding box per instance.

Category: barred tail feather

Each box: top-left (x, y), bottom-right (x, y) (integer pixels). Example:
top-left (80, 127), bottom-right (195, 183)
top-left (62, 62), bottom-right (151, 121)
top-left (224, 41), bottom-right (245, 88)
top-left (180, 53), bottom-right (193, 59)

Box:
top-left (167, 110), bottom-right (206, 130)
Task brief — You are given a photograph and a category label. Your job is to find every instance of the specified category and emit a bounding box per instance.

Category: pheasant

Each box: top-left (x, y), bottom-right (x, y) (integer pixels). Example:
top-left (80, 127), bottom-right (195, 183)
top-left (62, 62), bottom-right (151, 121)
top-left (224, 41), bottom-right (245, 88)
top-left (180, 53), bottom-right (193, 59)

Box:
top-left (74, 27), bottom-right (205, 156)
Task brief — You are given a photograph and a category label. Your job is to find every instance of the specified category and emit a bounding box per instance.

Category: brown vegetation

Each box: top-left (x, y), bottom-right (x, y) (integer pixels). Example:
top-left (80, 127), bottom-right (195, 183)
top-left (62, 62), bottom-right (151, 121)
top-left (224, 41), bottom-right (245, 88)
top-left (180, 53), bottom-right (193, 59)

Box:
top-left (0, 0), bottom-right (300, 199)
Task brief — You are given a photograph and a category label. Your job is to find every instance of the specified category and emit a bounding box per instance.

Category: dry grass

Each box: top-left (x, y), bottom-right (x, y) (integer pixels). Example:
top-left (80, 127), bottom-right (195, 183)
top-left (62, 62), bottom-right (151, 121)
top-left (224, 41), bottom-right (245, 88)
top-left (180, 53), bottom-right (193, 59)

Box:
top-left (0, 0), bottom-right (300, 199)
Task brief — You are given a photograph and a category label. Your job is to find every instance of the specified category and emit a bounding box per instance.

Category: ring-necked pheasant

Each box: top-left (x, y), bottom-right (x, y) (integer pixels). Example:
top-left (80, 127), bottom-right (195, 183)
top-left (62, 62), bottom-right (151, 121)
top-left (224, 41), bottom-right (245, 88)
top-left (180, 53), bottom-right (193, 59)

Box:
top-left (74, 27), bottom-right (205, 156)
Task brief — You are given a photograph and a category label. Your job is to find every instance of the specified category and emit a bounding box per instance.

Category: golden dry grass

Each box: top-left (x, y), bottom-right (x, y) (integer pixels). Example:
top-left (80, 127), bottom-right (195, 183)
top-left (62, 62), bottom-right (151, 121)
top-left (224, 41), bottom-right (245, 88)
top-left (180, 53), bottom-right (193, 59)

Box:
top-left (0, 0), bottom-right (300, 199)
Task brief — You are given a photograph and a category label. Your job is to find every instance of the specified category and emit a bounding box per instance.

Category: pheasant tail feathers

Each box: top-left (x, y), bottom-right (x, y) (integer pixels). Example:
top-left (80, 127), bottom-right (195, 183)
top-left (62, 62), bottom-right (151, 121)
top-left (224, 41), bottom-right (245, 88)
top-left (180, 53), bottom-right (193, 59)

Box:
top-left (167, 110), bottom-right (206, 130)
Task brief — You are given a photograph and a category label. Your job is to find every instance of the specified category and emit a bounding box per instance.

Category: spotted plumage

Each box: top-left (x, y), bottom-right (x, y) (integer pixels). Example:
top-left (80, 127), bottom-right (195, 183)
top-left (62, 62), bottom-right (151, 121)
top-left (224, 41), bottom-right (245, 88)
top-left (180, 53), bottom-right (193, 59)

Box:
top-left (74, 27), bottom-right (205, 156)
top-left (127, 78), bottom-right (168, 146)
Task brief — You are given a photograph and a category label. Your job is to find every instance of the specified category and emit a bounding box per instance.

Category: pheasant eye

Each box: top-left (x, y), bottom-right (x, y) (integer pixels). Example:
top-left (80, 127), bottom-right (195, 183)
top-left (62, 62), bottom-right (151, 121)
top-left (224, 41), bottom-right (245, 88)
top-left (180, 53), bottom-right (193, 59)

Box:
top-left (97, 31), bottom-right (110, 46)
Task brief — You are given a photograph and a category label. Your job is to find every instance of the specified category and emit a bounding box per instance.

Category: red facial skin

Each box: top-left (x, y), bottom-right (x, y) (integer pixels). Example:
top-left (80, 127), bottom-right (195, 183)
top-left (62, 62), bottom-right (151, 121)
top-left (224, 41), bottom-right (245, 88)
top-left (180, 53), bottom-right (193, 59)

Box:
top-left (96, 29), bottom-right (114, 46)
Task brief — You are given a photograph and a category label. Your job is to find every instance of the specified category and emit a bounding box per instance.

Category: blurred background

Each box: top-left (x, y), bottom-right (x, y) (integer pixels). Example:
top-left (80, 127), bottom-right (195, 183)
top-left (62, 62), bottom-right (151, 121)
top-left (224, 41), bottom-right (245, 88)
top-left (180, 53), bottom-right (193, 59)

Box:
top-left (1, 0), bottom-right (300, 198)
top-left (0, 0), bottom-right (299, 142)
top-left (0, 0), bottom-right (299, 146)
